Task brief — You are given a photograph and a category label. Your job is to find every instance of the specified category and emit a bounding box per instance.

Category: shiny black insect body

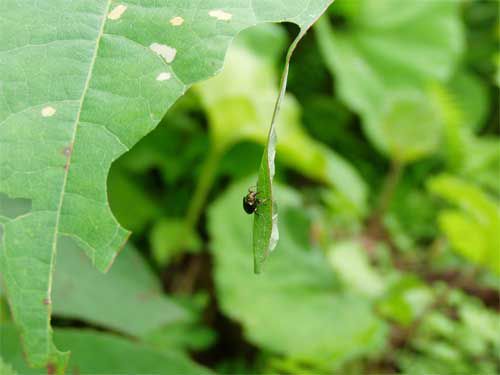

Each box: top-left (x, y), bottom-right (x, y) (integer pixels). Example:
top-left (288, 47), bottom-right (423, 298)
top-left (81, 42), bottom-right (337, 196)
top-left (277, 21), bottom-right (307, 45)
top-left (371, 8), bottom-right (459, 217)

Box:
top-left (243, 188), bottom-right (262, 214)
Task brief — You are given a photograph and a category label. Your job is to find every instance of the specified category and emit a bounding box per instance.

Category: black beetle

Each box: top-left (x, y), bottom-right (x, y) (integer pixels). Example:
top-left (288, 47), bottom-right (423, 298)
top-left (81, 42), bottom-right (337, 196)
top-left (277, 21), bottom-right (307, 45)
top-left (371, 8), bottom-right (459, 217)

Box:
top-left (243, 187), bottom-right (262, 214)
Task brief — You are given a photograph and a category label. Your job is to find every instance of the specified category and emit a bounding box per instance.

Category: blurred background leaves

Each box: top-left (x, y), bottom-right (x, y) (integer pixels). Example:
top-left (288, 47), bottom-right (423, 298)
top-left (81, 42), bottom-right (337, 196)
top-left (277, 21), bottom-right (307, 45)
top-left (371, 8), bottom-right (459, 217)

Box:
top-left (1, 0), bottom-right (499, 373)
top-left (209, 179), bottom-right (387, 373)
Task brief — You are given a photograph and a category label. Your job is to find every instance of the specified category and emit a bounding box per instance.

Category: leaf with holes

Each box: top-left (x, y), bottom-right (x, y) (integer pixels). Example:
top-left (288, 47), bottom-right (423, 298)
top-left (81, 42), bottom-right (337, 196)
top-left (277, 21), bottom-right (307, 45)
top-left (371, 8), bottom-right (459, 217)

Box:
top-left (0, 0), bottom-right (334, 371)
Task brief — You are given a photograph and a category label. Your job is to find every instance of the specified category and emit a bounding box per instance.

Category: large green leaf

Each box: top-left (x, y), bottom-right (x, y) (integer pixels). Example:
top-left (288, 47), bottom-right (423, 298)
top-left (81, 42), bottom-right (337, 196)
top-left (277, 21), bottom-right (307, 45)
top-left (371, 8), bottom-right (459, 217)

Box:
top-left (208, 178), bottom-right (387, 369)
top-left (1, 324), bottom-right (212, 375)
top-left (0, 0), bottom-right (334, 369)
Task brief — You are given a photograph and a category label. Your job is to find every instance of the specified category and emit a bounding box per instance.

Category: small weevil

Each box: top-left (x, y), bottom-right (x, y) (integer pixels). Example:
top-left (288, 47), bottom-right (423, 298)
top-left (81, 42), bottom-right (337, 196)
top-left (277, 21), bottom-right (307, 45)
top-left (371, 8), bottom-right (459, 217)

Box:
top-left (243, 187), bottom-right (262, 214)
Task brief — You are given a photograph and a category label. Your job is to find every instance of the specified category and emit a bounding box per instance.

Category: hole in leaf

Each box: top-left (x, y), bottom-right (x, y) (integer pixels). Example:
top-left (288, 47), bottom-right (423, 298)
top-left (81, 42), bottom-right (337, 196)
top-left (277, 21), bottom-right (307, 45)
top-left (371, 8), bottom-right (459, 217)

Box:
top-left (0, 193), bottom-right (32, 219)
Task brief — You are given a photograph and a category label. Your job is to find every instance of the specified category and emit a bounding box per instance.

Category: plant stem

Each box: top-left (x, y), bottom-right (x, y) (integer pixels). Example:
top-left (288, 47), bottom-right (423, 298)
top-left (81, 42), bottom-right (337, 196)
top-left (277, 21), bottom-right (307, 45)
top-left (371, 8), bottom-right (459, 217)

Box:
top-left (185, 147), bottom-right (222, 228)
top-left (366, 159), bottom-right (404, 240)
top-left (376, 159), bottom-right (404, 218)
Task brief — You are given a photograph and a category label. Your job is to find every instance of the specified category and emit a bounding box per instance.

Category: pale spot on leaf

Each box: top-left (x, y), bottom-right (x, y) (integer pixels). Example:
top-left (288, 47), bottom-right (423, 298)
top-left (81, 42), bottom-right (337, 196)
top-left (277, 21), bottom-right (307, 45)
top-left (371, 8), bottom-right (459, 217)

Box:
top-left (149, 43), bottom-right (177, 63)
top-left (156, 72), bottom-right (172, 81)
top-left (209, 9), bottom-right (232, 21)
top-left (107, 4), bottom-right (127, 20)
top-left (170, 16), bottom-right (184, 26)
top-left (41, 106), bottom-right (56, 117)
top-left (63, 146), bottom-right (72, 157)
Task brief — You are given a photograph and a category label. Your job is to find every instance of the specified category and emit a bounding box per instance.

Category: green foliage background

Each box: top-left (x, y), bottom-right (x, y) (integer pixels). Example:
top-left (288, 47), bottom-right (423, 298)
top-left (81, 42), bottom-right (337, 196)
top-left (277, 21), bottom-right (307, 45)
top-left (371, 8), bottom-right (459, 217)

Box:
top-left (1, 0), bottom-right (499, 374)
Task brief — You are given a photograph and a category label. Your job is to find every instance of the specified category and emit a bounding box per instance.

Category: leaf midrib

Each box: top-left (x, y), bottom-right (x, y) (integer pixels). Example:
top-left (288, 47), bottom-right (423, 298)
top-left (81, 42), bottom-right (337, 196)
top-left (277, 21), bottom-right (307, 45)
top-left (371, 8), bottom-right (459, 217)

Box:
top-left (47, 0), bottom-right (112, 344)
